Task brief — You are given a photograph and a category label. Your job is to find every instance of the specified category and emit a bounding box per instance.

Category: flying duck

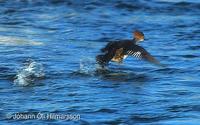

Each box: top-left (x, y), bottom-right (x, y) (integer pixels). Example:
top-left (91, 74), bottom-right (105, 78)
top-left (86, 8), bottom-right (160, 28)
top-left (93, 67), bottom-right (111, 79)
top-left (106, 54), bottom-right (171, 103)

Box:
top-left (96, 30), bottom-right (162, 68)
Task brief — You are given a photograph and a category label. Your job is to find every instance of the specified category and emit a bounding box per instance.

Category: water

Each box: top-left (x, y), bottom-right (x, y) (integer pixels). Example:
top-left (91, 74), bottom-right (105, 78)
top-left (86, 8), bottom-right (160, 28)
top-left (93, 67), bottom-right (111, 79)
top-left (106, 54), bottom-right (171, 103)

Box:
top-left (0, 0), bottom-right (200, 124)
top-left (14, 60), bottom-right (45, 86)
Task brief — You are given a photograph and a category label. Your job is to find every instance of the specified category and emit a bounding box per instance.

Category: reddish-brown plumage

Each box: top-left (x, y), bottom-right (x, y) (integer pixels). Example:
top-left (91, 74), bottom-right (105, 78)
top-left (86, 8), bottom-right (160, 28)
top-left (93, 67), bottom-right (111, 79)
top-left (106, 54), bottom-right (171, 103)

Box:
top-left (133, 30), bottom-right (144, 42)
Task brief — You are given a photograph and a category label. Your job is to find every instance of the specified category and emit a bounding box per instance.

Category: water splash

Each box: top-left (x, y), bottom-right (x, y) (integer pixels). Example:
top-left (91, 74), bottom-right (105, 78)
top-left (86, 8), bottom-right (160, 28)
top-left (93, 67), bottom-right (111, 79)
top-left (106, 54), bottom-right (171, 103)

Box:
top-left (14, 60), bottom-right (45, 86)
top-left (79, 58), bottom-right (97, 75)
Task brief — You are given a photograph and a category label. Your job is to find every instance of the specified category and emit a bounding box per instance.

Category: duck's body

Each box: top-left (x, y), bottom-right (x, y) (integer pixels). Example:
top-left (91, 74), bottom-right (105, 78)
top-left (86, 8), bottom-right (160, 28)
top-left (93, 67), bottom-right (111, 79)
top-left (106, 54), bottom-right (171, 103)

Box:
top-left (96, 30), bottom-right (162, 67)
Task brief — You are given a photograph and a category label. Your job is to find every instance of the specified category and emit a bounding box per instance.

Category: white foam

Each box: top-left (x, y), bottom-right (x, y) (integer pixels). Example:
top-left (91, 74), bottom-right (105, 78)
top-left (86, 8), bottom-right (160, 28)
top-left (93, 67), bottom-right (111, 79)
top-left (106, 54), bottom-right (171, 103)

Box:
top-left (14, 60), bottom-right (45, 86)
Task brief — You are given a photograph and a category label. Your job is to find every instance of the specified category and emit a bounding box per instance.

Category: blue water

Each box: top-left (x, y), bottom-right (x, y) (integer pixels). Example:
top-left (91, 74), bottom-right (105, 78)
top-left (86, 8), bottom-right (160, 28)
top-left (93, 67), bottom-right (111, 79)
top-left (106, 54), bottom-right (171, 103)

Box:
top-left (0, 0), bottom-right (200, 124)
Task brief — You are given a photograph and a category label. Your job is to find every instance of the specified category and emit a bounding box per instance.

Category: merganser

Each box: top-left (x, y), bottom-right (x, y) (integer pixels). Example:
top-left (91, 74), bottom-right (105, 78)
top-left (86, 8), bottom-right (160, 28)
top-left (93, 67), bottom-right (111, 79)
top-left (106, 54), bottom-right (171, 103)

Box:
top-left (96, 30), bottom-right (162, 68)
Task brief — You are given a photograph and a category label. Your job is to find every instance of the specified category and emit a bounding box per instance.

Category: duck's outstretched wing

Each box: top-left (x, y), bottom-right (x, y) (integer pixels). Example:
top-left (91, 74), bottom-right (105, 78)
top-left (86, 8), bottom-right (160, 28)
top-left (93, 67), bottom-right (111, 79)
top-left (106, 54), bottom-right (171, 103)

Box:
top-left (126, 45), bottom-right (163, 66)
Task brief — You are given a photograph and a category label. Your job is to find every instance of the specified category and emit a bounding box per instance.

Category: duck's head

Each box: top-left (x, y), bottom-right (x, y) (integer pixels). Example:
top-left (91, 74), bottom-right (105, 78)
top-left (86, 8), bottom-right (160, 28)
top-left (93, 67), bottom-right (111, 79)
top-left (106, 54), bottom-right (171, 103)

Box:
top-left (133, 30), bottom-right (144, 43)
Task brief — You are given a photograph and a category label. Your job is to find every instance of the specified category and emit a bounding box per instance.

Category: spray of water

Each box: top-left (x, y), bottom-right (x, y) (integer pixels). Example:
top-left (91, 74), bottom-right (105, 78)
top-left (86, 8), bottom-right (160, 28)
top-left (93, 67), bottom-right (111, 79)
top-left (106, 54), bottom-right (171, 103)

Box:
top-left (14, 60), bottom-right (45, 86)
top-left (79, 57), bottom-right (97, 75)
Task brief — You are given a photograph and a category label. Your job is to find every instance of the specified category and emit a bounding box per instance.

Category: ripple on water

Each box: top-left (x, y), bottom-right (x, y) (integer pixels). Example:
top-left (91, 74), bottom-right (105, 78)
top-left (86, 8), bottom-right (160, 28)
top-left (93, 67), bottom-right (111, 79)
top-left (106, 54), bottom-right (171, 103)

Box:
top-left (93, 108), bottom-right (117, 113)
top-left (188, 45), bottom-right (200, 50)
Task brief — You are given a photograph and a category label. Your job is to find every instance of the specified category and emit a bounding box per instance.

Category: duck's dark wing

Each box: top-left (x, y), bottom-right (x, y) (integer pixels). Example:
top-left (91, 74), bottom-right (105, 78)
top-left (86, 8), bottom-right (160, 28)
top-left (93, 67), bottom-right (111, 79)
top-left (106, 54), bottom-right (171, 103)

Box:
top-left (101, 42), bottom-right (115, 52)
top-left (96, 49), bottom-right (116, 67)
top-left (126, 45), bottom-right (162, 66)
top-left (97, 41), bottom-right (125, 66)
top-left (101, 40), bottom-right (132, 53)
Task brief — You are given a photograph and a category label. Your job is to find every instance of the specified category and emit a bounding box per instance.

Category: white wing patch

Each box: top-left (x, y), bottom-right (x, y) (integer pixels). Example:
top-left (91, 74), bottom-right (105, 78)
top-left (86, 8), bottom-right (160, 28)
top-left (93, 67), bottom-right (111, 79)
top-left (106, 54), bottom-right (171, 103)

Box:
top-left (127, 51), bottom-right (142, 58)
top-left (123, 55), bottom-right (128, 59)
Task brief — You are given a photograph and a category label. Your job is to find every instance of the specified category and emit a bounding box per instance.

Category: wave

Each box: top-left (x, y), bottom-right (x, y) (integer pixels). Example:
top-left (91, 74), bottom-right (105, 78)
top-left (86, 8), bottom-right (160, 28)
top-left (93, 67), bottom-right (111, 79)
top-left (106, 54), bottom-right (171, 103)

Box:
top-left (14, 60), bottom-right (45, 86)
top-left (0, 36), bottom-right (43, 46)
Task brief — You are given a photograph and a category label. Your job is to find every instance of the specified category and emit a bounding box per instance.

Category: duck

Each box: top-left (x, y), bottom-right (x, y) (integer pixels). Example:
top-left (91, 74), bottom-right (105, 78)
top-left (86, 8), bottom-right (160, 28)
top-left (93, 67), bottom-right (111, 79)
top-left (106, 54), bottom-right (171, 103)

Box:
top-left (96, 30), bottom-right (162, 68)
